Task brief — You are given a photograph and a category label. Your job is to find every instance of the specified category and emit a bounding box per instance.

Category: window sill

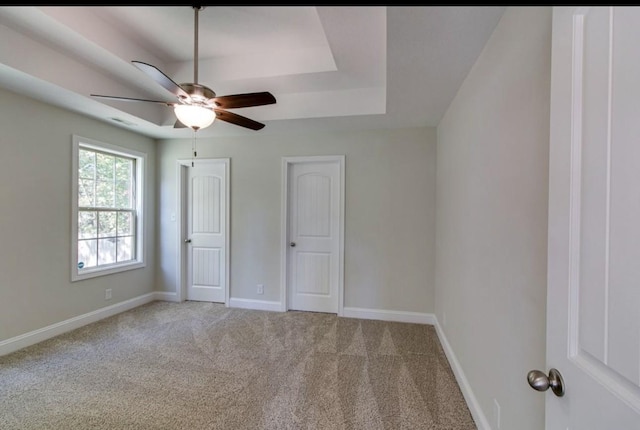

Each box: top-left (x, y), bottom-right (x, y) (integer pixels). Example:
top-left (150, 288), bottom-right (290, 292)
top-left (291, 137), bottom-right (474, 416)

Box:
top-left (71, 260), bottom-right (145, 282)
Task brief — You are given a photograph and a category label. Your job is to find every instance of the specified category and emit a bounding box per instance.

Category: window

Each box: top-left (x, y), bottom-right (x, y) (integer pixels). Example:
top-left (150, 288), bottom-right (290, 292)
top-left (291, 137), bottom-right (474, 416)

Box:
top-left (71, 135), bottom-right (145, 281)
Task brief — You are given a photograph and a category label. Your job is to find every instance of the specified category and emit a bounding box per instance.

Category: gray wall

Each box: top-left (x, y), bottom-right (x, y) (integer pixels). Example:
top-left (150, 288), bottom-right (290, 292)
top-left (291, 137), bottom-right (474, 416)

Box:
top-left (0, 87), bottom-right (156, 341)
top-left (435, 7), bottom-right (551, 430)
top-left (157, 127), bottom-right (437, 313)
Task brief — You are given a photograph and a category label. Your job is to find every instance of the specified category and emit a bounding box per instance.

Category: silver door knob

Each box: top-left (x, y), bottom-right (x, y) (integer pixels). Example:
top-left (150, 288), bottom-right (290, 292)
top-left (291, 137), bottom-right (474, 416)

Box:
top-left (527, 368), bottom-right (565, 397)
top-left (184, 239), bottom-right (191, 243)
top-left (290, 242), bottom-right (296, 247)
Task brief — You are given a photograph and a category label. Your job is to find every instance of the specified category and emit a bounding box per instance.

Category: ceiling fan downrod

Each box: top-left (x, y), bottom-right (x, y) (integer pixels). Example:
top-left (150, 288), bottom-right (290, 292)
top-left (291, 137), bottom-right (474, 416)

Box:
top-left (193, 6), bottom-right (203, 85)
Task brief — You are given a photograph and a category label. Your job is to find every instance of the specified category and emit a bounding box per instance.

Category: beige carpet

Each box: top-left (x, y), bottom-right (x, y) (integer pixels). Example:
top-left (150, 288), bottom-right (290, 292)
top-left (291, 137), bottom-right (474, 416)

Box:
top-left (0, 301), bottom-right (476, 429)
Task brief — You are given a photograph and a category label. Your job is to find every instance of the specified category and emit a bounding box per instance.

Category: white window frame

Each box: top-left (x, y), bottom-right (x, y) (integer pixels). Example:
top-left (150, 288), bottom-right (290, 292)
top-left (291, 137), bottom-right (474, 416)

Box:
top-left (71, 135), bottom-right (146, 281)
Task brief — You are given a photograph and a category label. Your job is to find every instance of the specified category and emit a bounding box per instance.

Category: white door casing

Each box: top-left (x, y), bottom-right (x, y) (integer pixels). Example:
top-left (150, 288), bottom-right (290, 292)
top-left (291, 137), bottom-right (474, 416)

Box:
top-left (176, 158), bottom-right (229, 304)
top-left (546, 6), bottom-right (640, 429)
top-left (281, 156), bottom-right (345, 314)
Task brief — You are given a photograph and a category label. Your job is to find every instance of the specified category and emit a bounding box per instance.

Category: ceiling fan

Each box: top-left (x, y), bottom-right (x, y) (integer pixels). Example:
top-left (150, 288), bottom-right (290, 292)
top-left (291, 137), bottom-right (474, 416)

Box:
top-left (91, 6), bottom-right (276, 131)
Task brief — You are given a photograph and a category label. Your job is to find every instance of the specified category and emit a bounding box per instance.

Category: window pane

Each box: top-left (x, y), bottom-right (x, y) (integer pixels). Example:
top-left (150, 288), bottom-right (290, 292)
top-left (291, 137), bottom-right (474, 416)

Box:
top-left (96, 153), bottom-right (114, 181)
top-left (117, 236), bottom-right (133, 262)
top-left (96, 180), bottom-right (114, 207)
top-left (78, 179), bottom-right (95, 207)
top-left (78, 239), bottom-right (97, 269)
top-left (98, 238), bottom-right (116, 265)
top-left (78, 211), bottom-right (97, 239)
top-left (98, 211), bottom-right (117, 238)
top-left (78, 149), bottom-right (95, 179)
top-left (115, 182), bottom-right (131, 209)
top-left (75, 141), bottom-right (143, 277)
top-left (117, 212), bottom-right (133, 236)
top-left (115, 158), bottom-right (132, 182)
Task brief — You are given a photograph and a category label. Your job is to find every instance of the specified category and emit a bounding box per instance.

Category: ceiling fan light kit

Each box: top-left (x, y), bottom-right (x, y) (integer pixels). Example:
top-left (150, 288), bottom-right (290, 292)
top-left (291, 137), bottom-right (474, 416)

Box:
top-left (91, 6), bottom-right (276, 132)
top-left (174, 104), bottom-right (215, 130)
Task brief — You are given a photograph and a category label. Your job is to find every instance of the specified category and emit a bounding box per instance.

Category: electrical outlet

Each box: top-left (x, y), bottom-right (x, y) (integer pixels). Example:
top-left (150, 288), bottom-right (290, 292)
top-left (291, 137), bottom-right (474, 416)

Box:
top-left (257, 284), bottom-right (264, 295)
top-left (105, 289), bottom-right (112, 300)
top-left (493, 399), bottom-right (501, 429)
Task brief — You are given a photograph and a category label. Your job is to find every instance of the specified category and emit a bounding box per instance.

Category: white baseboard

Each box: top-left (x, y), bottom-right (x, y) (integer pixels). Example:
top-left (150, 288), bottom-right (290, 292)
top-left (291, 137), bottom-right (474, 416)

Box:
top-left (228, 297), bottom-right (282, 312)
top-left (434, 318), bottom-right (491, 430)
top-left (153, 291), bottom-right (180, 302)
top-left (0, 292), bottom-right (156, 357)
top-left (341, 307), bottom-right (436, 325)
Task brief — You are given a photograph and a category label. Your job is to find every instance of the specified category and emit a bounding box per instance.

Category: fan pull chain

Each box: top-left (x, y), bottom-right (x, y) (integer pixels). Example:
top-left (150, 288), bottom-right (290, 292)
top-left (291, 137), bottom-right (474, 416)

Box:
top-left (191, 130), bottom-right (198, 167)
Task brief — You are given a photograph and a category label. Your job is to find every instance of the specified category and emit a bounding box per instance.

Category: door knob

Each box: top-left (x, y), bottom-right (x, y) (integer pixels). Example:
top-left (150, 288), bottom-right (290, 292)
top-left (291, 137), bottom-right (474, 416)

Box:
top-left (290, 242), bottom-right (296, 247)
top-left (184, 239), bottom-right (191, 243)
top-left (527, 368), bottom-right (565, 397)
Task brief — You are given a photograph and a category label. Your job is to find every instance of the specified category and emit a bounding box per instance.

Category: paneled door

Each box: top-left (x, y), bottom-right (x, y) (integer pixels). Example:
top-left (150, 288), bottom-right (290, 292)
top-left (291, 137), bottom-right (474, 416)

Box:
top-left (285, 156), bottom-right (344, 314)
top-left (186, 159), bottom-right (228, 303)
top-left (542, 6), bottom-right (640, 429)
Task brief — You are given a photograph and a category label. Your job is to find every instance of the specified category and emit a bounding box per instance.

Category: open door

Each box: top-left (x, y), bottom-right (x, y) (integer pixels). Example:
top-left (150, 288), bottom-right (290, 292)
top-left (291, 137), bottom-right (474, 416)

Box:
top-left (534, 6), bottom-right (640, 429)
top-left (177, 158), bottom-right (229, 304)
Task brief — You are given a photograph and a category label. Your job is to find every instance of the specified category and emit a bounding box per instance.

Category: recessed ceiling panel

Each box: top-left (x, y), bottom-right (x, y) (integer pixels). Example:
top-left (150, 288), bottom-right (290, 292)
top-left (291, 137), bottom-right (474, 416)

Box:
top-left (96, 6), bottom-right (338, 80)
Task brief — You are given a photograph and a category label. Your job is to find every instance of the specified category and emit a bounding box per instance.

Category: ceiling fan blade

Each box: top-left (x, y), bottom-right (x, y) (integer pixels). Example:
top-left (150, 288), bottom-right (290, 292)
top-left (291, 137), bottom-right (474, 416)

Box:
top-left (91, 94), bottom-right (174, 105)
top-left (212, 92), bottom-right (276, 109)
top-left (131, 61), bottom-right (191, 100)
top-left (174, 119), bottom-right (187, 128)
top-left (214, 108), bottom-right (265, 130)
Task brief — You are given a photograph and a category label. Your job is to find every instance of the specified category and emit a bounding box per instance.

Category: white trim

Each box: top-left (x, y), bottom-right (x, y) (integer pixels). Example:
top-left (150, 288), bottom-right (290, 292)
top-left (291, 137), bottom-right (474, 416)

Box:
top-left (280, 155), bottom-right (346, 315)
top-left (280, 159), bottom-right (287, 312)
top-left (176, 158), bottom-right (230, 306)
top-left (434, 318), bottom-right (491, 430)
top-left (0, 293), bottom-right (156, 357)
top-left (176, 162), bottom-right (187, 302)
top-left (228, 297), bottom-right (283, 312)
top-left (342, 307), bottom-right (436, 325)
top-left (338, 157), bottom-right (345, 315)
top-left (153, 291), bottom-right (180, 302)
top-left (71, 135), bottom-right (147, 282)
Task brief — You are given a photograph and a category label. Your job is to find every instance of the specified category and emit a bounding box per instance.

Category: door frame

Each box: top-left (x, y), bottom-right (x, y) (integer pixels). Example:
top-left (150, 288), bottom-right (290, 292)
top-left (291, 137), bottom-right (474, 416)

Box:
top-left (280, 155), bottom-right (345, 315)
top-left (175, 158), bottom-right (230, 305)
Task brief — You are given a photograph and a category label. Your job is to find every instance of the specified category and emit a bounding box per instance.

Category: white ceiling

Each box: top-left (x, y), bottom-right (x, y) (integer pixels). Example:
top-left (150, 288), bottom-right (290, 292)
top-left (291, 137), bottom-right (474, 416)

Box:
top-left (0, 6), bottom-right (506, 139)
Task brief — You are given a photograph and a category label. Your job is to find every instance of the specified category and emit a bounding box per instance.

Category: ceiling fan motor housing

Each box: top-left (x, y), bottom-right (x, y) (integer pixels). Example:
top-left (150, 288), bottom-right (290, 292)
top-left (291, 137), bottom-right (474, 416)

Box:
top-left (179, 83), bottom-right (216, 105)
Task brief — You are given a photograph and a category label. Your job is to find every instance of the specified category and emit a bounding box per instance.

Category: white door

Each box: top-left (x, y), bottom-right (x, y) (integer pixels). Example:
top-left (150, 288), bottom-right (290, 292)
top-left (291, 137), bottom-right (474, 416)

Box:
top-left (286, 157), bottom-right (343, 313)
top-left (186, 160), bottom-right (228, 303)
top-left (543, 6), bottom-right (640, 429)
